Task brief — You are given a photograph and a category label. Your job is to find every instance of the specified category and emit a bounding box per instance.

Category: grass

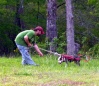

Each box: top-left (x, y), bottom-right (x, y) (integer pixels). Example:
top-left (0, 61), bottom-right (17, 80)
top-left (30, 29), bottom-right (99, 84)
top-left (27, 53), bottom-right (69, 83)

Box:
top-left (0, 55), bottom-right (99, 86)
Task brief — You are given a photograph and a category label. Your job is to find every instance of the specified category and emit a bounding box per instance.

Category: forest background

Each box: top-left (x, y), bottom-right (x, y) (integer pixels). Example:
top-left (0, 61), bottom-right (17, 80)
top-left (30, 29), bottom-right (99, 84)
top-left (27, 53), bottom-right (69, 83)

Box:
top-left (0, 0), bottom-right (99, 57)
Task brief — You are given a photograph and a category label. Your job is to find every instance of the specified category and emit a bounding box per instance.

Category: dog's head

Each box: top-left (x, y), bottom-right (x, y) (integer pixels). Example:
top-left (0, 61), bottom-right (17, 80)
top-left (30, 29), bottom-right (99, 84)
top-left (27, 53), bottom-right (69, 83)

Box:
top-left (58, 55), bottom-right (64, 64)
top-left (58, 55), bottom-right (67, 64)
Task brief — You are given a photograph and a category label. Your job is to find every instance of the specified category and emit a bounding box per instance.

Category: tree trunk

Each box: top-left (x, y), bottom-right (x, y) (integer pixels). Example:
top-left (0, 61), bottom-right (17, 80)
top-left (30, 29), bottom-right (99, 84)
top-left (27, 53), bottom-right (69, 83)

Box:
top-left (46, 0), bottom-right (57, 52)
top-left (65, 0), bottom-right (75, 56)
top-left (15, 0), bottom-right (25, 30)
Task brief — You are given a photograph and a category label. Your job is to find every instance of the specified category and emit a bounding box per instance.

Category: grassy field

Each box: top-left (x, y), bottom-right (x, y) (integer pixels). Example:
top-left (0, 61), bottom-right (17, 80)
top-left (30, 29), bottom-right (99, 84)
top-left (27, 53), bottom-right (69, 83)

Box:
top-left (0, 55), bottom-right (99, 86)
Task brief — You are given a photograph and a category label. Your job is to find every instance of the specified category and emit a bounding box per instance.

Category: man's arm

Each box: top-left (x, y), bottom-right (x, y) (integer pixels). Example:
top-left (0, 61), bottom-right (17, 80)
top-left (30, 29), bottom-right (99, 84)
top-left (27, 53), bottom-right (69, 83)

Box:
top-left (24, 35), bottom-right (32, 47)
top-left (33, 44), bottom-right (43, 56)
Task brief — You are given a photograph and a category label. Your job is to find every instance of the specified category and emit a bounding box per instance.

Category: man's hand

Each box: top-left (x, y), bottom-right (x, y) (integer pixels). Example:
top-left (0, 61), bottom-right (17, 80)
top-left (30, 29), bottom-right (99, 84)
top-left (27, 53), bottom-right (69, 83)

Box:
top-left (28, 43), bottom-right (32, 47)
top-left (34, 44), bottom-right (43, 57)
top-left (38, 52), bottom-right (43, 57)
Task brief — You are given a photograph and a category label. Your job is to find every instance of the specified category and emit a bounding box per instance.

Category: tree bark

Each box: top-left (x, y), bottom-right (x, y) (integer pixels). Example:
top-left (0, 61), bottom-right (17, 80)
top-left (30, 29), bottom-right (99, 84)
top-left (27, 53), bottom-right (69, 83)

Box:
top-left (46, 0), bottom-right (57, 52)
top-left (65, 0), bottom-right (75, 56)
top-left (15, 0), bottom-right (25, 30)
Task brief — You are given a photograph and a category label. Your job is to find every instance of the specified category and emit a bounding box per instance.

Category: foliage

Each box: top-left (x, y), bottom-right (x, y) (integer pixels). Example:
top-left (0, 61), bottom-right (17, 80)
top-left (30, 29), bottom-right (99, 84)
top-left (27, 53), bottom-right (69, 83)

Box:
top-left (0, 0), bottom-right (99, 56)
top-left (0, 22), bottom-right (20, 55)
top-left (44, 32), bottom-right (66, 54)
top-left (88, 44), bottom-right (99, 57)
top-left (0, 0), bottom-right (46, 56)
top-left (0, 0), bottom-right (7, 5)
top-left (88, 0), bottom-right (98, 5)
top-left (73, 0), bottom-right (99, 56)
top-left (23, 0), bottom-right (46, 26)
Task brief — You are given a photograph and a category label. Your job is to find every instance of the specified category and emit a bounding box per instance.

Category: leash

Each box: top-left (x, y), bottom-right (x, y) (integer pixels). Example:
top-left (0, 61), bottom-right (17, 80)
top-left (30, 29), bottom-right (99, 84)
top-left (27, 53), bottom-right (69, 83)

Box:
top-left (39, 47), bottom-right (90, 61)
top-left (39, 47), bottom-right (61, 56)
top-left (39, 48), bottom-right (53, 53)
top-left (30, 45), bottom-right (61, 56)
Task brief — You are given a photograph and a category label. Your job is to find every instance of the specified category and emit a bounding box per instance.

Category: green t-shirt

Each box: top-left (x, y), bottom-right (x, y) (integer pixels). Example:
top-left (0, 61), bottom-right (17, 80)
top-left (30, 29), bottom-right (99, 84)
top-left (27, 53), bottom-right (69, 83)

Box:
top-left (15, 30), bottom-right (36, 46)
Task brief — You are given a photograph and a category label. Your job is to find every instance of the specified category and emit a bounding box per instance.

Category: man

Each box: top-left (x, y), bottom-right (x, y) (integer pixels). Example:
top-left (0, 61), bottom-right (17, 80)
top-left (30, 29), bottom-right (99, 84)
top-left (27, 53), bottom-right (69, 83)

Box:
top-left (15, 26), bottom-right (44, 66)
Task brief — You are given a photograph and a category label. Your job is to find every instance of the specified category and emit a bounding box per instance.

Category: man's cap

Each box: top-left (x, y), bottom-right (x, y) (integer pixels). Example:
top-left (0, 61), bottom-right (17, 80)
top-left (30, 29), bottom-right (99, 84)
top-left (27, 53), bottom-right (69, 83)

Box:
top-left (35, 26), bottom-right (44, 34)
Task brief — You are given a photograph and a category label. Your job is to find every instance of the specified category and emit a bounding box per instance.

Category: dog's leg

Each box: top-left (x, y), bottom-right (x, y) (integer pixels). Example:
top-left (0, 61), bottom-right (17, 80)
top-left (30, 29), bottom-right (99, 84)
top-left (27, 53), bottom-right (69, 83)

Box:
top-left (77, 61), bottom-right (80, 66)
top-left (65, 59), bottom-right (68, 67)
top-left (75, 61), bottom-right (80, 66)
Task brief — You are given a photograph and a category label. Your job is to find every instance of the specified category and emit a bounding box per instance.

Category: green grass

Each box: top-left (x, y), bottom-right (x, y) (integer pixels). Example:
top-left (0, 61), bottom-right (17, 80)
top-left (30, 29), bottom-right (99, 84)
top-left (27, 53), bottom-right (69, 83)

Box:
top-left (0, 55), bottom-right (99, 86)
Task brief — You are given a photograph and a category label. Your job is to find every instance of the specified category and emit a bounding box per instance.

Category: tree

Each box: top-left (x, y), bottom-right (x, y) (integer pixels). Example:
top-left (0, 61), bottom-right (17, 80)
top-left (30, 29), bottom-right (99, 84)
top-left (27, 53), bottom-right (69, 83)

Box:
top-left (65, 0), bottom-right (75, 56)
top-left (46, 0), bottom-right (57, 52)
top-left (15, 0), bottom-right (25, 30)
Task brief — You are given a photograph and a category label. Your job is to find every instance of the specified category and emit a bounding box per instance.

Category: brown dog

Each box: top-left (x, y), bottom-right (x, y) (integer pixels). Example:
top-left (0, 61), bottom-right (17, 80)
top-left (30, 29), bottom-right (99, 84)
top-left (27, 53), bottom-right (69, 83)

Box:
top-left (58, 54), bottom-right (81, 66)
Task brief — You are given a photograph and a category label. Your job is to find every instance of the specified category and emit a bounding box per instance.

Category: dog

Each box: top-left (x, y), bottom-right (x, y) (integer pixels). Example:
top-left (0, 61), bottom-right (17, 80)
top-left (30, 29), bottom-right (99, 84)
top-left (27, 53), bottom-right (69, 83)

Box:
top-left (58, 54), bottom-right (81, 66)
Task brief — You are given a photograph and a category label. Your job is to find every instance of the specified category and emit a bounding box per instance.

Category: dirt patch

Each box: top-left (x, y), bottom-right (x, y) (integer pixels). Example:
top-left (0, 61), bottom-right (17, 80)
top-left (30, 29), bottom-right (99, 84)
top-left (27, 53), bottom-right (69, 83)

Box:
top-left (1, 77), bottom-right (86, 86)
top-left (42, 79), bottom-right (86, 86)
top-left (1, 77), bottom-right (11, 84)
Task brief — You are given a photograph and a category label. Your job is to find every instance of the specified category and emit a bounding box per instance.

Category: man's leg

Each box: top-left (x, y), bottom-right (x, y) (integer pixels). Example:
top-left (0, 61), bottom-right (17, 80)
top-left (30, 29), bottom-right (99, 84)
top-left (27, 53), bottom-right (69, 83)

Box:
top-left (23, 48), bottom-right (37, 65)
top-left (16, 44), bottom-right (37, 65)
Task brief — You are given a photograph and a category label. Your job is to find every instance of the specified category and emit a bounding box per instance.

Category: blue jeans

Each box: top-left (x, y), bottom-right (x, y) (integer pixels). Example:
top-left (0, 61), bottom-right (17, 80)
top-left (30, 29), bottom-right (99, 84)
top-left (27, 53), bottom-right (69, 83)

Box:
top-left (16, 43), bottom-right (36, 65)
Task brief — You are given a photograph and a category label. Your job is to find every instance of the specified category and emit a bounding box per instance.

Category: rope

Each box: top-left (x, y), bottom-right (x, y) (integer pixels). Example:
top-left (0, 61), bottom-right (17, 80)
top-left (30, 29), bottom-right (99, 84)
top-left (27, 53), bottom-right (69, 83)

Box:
top-left (30, 46), bottom-right (61, 56)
